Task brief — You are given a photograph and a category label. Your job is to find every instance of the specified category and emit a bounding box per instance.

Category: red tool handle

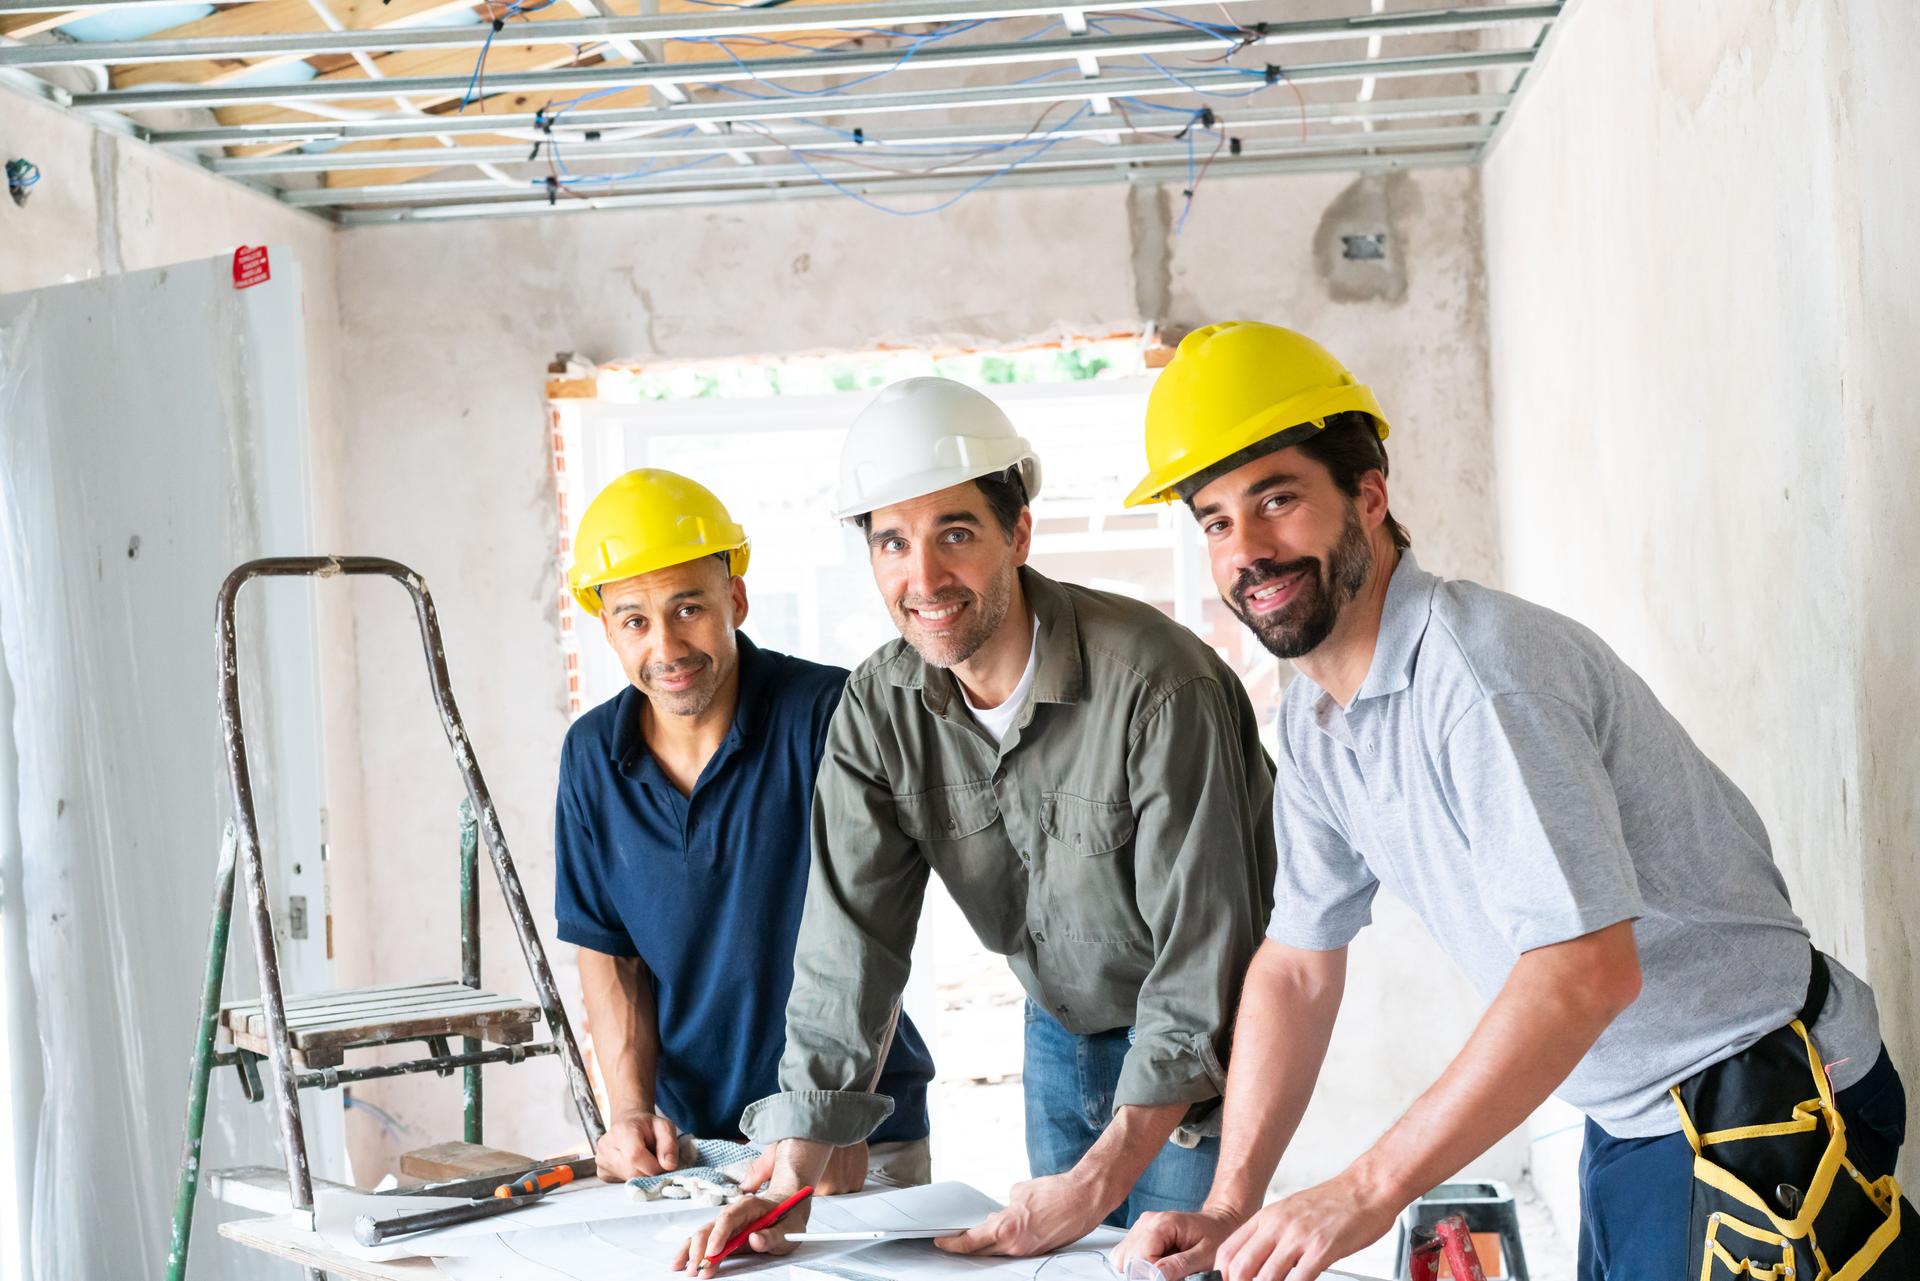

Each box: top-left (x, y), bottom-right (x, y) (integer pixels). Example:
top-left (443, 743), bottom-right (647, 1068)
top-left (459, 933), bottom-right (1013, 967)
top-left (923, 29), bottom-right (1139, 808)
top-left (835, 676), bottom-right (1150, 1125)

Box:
top-left (495, 1163), bottom-right (577, 1199)
top-left (1408, 1214), bottom-right (1489, 1281)
top-left (703, 1185), bottom-right (814, 1269)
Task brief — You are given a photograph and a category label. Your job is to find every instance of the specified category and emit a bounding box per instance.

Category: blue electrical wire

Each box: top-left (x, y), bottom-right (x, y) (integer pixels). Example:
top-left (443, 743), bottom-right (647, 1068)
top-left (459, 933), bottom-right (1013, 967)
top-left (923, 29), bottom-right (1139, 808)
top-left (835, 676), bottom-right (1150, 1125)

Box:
top-left (460, 0), bottom-right (562, 111)
top-left (547, 151), bottom-right (730, 187)
top-left (675, 16), bottom-right (992, 98)
top-left (473, 4), bottom-right (1271, 206)
top-left (732, 100), bottom-right (1089, 216)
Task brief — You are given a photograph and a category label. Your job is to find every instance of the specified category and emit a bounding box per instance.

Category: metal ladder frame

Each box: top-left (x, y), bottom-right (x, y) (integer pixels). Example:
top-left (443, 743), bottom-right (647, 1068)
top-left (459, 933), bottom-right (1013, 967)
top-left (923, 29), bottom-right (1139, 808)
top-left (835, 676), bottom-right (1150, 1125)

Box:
top-left (165, 556), bottom-right (607, 1279)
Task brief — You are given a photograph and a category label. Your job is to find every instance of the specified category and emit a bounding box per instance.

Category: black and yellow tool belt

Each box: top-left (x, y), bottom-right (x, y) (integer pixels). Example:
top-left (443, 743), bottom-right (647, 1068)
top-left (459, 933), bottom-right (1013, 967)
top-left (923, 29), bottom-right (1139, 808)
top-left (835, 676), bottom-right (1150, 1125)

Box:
top-left (1672, 952), bottom-right (1916, 1280)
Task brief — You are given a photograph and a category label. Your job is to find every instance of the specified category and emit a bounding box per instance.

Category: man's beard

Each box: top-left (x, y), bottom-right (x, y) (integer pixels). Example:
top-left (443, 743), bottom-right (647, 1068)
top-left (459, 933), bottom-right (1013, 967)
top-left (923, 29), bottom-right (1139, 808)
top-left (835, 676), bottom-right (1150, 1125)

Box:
top-left (1227, 508), bottom-right (1372, 660)
top-left (638, 652), bottom-right (723, 717)
top-left (892, 562), bottom-right (1015, 670)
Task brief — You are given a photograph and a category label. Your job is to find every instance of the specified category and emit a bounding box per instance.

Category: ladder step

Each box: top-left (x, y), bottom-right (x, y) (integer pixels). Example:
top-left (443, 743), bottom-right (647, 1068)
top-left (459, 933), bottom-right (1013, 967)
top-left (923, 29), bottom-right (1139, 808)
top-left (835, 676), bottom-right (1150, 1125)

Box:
top-left (218, 981), bottom-right (543, 1065)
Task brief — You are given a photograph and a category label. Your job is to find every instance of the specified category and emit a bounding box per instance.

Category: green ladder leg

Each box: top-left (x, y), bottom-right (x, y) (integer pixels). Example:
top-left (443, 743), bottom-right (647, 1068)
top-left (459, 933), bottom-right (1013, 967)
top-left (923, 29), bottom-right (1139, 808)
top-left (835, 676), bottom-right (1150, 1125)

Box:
top-left (459, 800), bottom-right (483, 1145)
top-left (165, 823), bottom-right (238, 1281)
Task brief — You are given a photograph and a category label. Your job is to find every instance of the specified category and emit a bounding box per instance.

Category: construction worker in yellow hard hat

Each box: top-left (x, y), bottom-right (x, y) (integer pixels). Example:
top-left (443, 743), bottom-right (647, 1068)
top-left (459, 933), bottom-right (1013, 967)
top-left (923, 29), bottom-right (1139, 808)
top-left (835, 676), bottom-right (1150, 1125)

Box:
top-left (1112, 322), bottom-right (1911, 1281)
top-left (556, 469), bottom-right (935, 1197)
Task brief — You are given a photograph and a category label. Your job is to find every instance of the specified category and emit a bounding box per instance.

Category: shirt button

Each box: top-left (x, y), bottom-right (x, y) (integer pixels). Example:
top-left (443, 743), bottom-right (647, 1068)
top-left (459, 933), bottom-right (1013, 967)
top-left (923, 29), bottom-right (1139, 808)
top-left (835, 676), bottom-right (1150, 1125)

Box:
top-left (1031, 928), bottom-right (1045, 942)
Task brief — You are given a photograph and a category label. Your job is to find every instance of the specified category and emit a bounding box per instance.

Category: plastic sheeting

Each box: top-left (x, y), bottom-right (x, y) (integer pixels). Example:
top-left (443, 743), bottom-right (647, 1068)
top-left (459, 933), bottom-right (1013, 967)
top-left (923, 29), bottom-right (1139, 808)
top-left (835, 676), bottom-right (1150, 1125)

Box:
top-left (0, 252), bottom-right (341, 1279)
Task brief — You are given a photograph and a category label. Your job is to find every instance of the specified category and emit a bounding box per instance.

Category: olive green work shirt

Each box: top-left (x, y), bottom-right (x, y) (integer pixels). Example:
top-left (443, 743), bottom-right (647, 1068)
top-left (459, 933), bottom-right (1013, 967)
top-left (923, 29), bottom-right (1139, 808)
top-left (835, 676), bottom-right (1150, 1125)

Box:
top-left (740, 568), bottom-right (1277, 1147)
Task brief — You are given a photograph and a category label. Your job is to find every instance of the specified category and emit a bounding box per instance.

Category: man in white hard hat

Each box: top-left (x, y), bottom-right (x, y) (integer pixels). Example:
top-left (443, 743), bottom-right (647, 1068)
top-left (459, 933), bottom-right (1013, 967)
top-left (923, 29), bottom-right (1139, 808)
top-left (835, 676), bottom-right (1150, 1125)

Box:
top-left (1109, 322), bottom-right (1910, 1281)
top-left (559, 469), bottom-right (935, 1194)
top-left (676, 378), bottom-right (1278, 1275)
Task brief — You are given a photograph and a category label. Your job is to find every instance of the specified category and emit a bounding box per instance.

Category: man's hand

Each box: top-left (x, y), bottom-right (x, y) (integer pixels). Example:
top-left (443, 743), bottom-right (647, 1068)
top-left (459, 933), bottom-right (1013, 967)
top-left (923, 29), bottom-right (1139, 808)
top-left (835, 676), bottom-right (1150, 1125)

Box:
top-left (673, 1191), bottom-right (811, 1278)
top-left (595, 1108), bottom-right (681, 1180)
top-left (1213, 1175), bottom-right (1400, 1281)
top-left (1110, 1205), bottom-right (1244, 1279)
top-left (935, 1171), bottom-right (1112, 1258)
top-left (737, 1143), bottom-right (868, 1196)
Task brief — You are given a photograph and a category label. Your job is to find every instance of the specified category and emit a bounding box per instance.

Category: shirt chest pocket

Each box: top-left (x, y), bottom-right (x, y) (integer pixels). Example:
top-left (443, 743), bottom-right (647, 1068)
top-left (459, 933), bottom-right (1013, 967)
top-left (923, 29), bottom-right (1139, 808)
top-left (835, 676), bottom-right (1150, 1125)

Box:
top-left (1038, 792), bottom-right (1147, 945)
top-left (1040, 793), bottom-right (1134, 855)
top-left (892, 783), bottom-right (1022, 948)
top-left (894, 782), bottom-right (1000, 844)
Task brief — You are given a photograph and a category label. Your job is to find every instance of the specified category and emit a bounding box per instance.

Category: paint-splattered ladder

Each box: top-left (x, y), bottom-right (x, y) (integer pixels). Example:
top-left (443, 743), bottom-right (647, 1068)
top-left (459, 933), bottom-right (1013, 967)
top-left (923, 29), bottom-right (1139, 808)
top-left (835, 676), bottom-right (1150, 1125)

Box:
top-left (165, 557), bottom-right (607, 1281)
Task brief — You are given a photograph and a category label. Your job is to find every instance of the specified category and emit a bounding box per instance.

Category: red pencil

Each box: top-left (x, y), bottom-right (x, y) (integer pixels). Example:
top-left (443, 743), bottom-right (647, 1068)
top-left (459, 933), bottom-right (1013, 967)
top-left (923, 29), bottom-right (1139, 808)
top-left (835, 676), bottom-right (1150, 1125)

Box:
top-left (702, 1184), bottom-right (814, 1270)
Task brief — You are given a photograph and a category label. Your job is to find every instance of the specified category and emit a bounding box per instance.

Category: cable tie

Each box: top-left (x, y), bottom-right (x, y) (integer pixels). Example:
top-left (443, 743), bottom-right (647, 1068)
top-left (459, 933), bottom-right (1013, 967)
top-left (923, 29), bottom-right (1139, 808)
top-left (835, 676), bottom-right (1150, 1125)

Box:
top-left (1264, 63), bottom-right (1281, 84)
top-left (492, 17), bottom-right (505, 31)
top-left (584, 129), bottom-right (601, 141)
top-left (1199, 106), bottom-right (1214, 129)
top-left (545, 174), bottom-right (559, 205)
top-left (527, 141), bottom-right (542, 161)
top-left (853, 127), bottom-right (865, 145)
top-left (1229, 136), bottom-right (1242, 156)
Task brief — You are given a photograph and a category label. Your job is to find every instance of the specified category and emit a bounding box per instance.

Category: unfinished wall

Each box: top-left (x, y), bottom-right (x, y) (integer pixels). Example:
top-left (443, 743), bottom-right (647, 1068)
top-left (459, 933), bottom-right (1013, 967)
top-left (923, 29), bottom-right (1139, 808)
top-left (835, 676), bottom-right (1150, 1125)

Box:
top-left (329, 164), bottom-right (1508, 1193)
top-left (1483, 0), bottom-right (1920, 1206)
top-left (0, 78), bottom-right (370, 1232)
top-left (0, 88), bottom-right (360, 879)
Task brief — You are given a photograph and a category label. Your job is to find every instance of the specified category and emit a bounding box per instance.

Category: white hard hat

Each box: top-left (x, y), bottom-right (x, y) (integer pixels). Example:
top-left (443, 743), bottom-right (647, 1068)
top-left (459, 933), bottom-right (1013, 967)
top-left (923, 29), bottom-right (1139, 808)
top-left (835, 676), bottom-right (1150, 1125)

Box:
top-left (831, 377), bottom-right (1043, 522)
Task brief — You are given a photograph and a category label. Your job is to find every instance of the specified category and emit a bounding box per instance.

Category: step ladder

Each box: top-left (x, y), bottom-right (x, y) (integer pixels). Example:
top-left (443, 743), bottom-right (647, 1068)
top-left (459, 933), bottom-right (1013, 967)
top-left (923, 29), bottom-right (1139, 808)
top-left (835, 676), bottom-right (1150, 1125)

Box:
top-left (165, 556), bottom-right (607, 1280)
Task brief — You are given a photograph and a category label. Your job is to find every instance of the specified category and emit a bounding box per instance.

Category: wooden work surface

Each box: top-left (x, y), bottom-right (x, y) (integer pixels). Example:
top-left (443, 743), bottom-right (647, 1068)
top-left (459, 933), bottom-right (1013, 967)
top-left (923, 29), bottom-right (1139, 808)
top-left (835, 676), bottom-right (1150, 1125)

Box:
top-left (220, 1214), bottom-right (440, 1280)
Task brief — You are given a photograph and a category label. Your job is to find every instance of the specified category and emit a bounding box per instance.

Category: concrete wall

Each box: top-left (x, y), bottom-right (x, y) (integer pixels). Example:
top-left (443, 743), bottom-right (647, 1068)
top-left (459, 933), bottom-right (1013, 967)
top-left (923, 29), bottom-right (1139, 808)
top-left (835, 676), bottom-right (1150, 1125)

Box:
top-left (1482, 0), bottom-right (1920, 1219)
top-left (328, 165), bottom-right (1509, 1191)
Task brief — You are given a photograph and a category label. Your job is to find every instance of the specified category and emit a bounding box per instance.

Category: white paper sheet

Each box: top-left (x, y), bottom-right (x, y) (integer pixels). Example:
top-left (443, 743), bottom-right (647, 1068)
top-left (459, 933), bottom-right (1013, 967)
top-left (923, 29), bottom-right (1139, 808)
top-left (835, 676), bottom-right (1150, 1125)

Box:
top-left (427, 1185), bottom-right (1124, 1281)
top-left (316, 1179), bottom-right (684, 1260)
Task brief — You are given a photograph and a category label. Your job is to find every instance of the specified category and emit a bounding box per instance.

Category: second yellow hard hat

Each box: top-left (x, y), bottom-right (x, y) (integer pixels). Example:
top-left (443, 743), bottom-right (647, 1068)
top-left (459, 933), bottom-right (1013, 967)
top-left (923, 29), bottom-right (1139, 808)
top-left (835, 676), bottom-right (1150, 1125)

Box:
top-left (1124, 321), bottom-right (1390, 507)
top-left (567, 469), bottom-right (750, 615)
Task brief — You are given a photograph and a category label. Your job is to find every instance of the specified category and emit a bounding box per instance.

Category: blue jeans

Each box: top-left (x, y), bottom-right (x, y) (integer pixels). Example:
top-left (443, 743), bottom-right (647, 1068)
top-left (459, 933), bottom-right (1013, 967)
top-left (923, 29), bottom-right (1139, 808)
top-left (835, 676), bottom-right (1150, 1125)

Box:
top-left (1577, 1045), bottom-right (1908, 1280)
top-left (1022, 1000), bottom-right (1220, 1228)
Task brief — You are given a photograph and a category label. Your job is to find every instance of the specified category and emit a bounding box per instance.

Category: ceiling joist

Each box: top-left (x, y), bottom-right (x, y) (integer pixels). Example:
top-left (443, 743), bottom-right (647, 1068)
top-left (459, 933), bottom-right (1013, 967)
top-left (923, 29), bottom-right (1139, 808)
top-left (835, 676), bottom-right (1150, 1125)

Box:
top-left (0, 0), bottom-right (1565, 223)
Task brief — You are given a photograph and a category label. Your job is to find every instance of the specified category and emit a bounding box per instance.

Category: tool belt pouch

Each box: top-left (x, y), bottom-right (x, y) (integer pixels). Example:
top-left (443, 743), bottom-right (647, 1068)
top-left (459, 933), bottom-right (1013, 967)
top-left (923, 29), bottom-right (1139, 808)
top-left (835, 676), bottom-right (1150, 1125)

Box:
top-left (1672, 953), bottom-right (1917, 1279)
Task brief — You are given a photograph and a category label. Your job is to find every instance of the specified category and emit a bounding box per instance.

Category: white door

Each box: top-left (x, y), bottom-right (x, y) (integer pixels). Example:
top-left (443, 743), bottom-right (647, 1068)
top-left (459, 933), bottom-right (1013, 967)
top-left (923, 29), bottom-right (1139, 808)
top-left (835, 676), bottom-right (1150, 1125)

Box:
top-left (0, 249), bottom-right (339, 1280)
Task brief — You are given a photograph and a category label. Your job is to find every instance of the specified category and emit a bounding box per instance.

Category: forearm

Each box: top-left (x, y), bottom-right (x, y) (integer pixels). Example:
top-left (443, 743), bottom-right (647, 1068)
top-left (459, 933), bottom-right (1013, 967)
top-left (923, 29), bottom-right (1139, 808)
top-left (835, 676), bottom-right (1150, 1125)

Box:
top-left (1207, 942), bottom-right (1345, 1218)
top-left (579, 948), bottom-right (659, 1116)
top-left (1346, 921), bottom-right (1641, 1208)
top-left (1068, 1102), bottom-right (1188, 1209)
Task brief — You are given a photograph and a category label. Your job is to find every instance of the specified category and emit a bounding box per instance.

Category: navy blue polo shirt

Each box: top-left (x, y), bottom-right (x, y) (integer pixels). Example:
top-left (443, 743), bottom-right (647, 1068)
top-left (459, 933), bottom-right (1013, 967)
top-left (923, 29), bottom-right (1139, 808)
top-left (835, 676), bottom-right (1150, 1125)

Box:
top-left (554, 634), bottom-right (933, 1144)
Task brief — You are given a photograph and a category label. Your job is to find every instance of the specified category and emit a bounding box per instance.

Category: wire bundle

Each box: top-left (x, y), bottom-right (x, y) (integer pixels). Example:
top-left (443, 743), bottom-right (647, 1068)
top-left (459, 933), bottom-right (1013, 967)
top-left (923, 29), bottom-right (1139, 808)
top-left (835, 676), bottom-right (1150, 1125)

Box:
top-left (457, 0), bottom-right (1304, 219)
top-left (5, 157), bottom-right (41, 207)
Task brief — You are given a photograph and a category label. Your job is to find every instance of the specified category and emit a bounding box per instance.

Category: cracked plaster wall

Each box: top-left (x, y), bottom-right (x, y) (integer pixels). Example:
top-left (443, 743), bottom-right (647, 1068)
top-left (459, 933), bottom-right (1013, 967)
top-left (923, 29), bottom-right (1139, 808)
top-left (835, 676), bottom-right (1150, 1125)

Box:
top-left (1483, 0), bottom-right (1920, 1224)
top-left (329, 168), bottom-right (1503, 1188)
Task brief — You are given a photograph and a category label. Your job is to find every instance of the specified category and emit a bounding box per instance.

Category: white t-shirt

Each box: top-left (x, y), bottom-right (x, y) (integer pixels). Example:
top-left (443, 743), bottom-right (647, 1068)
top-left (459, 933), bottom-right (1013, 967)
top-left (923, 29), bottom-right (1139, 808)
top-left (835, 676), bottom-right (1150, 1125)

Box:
top-left (963, 615), bottom-right (1040, 745)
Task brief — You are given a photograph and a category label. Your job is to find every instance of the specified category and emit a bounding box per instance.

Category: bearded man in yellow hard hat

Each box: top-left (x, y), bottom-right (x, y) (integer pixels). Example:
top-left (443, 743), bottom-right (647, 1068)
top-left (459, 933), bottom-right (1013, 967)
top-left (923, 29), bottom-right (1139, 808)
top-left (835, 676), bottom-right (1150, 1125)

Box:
top-left (1107, 323), bottom-right (1911, 1281)
top-left (557, 469), bottom-right (935, 1195)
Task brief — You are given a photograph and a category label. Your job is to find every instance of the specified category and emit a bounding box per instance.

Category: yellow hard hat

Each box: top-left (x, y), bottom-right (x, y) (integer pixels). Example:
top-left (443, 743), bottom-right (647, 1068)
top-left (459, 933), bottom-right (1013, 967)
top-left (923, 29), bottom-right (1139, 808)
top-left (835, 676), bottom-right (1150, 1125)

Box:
top-left (567, 469), bottom-right (750, 615)
top-left (1123, 321), bottom-right (1390, 507)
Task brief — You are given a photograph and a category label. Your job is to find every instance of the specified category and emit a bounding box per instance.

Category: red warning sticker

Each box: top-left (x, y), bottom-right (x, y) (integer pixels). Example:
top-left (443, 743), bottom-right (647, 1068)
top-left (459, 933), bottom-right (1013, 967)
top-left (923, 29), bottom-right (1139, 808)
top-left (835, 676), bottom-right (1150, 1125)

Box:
top-left (232, 245), bottom-right (271, 290)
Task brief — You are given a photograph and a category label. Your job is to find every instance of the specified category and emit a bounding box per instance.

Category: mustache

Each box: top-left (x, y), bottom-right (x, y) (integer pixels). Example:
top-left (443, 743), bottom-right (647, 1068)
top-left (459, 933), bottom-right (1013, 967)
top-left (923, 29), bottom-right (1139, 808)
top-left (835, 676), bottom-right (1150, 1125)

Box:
top-left (898, 590), bottom-right (974, 612)
top-left (642, 655), bottom-right (710, 682)
top-left (1230, 557), bottom-right (1320, 608)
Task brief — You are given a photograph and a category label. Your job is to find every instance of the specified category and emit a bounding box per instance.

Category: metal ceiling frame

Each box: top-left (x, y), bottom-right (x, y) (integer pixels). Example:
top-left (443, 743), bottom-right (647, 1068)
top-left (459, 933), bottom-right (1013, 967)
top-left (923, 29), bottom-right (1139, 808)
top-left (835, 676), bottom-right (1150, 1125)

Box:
top-left (0, 0), bottom-right (1567, 224)
top-left (297, 126), bottom-right (1493, 205)
top-left (3, 1), bottom-right (1552, 70)
top-left (342, 144), bottom-right (1479, 223)
top-left (213, 94), bottom-right (1505, 173)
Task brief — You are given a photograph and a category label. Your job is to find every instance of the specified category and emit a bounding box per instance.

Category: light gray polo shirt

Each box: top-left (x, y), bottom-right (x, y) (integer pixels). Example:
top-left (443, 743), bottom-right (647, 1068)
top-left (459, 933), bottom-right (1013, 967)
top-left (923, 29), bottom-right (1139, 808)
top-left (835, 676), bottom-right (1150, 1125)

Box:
top-left (1270, 552), bottom-right (1881, 1138)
